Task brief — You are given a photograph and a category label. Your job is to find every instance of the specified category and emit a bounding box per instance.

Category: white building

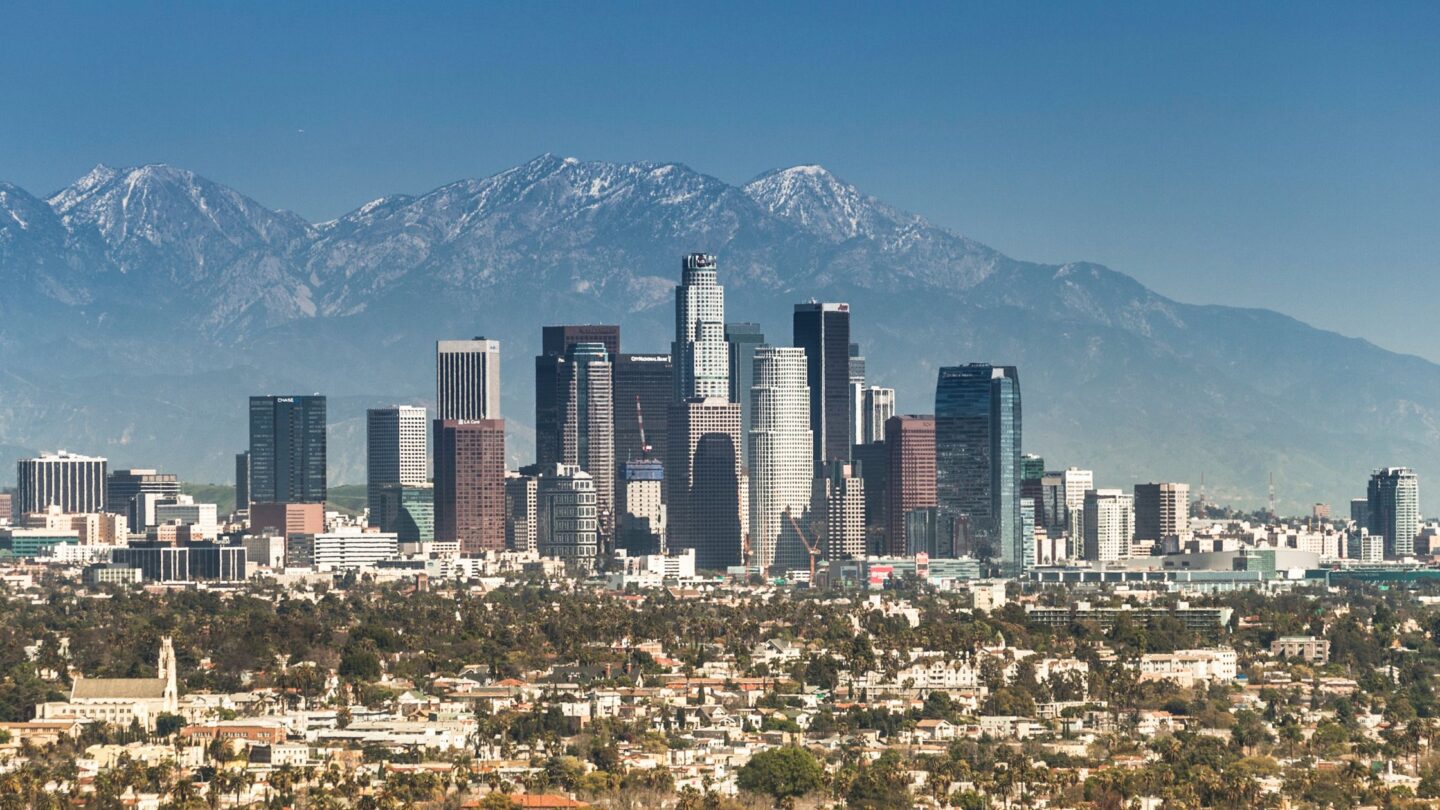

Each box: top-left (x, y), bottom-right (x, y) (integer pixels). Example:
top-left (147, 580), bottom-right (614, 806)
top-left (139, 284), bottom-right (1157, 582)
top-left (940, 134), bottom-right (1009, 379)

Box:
top-left (37, 638), bottom-right (178, 731)
top-left (862, 386), bottom-right (895, 445)
top-left (537, 463), bottom-right (599, 570)
top-left (817, 463), bottom-right (865, 561)
top-left (290, 529), bottom-right (398, 570)
top-left (1083, 488), bottom-right (1134, 562)
top-left (673, 253), bottom-right (729, 400)
top-left (748, 346), bottom-right (813, 572)
top-left (1136, 648), bottom-right (1237, 686)
top-left (435, 339), bottom-right (501, 421)
top-left (17, 451), bottom-right (107, 515)
top-left (154, 496), bottom-right (219, 539)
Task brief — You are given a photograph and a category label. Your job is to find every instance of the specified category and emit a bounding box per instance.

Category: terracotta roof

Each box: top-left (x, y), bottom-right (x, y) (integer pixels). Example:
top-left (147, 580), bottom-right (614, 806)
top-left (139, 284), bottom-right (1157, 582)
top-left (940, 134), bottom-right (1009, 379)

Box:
top-left (71, 677), bottom-right (168, 700)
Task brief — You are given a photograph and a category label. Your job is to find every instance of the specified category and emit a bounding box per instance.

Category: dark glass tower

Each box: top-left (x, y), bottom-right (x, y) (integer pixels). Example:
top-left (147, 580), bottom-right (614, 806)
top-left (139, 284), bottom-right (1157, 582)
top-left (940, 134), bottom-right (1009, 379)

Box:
top-left (793, 302), bottom-right (852, 466)
top-left (725, 322), bottom-right (765, 443)
top-left (248, 395), bottom-right (327, 505)
top-left (934, 365), bottom-right (1023, 574)
top-left (536, 325), bottom-right (620, 467)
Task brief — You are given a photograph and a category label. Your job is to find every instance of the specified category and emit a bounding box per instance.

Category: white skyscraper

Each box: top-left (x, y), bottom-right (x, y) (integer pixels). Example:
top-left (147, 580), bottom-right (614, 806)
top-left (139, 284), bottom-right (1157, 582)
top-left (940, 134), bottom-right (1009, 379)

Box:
top-left (1082, 488), bottom-right (1134, 563)
top-left (673, 253), bottom-right (728, 400)
top-left (748, 346), bottom-right (813, 572)
top-left (862, 386), bottom-right (896, 444)
top-left (436, 339), bottom-right (501, 421)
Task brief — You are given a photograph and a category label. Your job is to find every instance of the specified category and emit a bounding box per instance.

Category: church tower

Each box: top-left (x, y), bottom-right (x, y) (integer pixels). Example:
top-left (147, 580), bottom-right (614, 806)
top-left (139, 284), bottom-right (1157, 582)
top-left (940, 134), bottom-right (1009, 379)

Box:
top-left (158, 636), bottom-right (178, 712)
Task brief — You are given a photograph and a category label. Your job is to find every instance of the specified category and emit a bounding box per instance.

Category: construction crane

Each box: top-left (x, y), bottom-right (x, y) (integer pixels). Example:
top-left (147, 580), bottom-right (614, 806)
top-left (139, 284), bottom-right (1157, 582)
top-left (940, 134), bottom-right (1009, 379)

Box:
top-left (635, 395), bottom-right (652, 460)
top-left (786, 512), bottom-right (824, 586)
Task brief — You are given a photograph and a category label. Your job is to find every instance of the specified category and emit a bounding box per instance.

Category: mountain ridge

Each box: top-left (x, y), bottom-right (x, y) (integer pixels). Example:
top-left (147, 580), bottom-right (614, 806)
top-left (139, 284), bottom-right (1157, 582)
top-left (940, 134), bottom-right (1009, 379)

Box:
top-left (0, 155), bottom-right (1434, 512)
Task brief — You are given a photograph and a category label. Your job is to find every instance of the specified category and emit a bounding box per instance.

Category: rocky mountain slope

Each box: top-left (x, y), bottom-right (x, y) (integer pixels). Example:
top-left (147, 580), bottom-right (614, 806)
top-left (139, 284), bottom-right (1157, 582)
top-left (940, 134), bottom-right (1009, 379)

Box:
top-left (1, 155), bottom-right (1433, 511)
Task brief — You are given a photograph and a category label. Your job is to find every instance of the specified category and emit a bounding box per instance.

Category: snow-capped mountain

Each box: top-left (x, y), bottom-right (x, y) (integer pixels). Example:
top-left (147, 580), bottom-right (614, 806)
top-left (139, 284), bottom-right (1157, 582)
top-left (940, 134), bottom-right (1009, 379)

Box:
top-left (0, 154), bottom-right (1436, 511)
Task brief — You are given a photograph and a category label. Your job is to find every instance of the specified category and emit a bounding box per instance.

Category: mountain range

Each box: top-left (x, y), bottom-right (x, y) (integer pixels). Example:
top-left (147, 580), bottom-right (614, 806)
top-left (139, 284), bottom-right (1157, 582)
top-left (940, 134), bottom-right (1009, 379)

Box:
top-left (2, 154), bottom-right (1436, 512)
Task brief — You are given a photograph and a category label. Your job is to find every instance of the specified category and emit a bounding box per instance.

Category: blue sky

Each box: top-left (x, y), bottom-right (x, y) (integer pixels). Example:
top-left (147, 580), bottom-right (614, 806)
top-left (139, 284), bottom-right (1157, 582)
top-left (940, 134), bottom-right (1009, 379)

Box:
top-left (3, 2), bottom-right (1438, 359)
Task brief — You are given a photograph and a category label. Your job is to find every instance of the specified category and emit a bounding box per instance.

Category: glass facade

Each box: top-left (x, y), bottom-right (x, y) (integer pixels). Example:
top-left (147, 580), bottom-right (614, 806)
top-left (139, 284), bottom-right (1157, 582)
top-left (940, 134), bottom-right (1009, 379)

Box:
top-left (248, 395), bottom-right (327, 505)
top-left (934, 364), bottom-right (1023, 575)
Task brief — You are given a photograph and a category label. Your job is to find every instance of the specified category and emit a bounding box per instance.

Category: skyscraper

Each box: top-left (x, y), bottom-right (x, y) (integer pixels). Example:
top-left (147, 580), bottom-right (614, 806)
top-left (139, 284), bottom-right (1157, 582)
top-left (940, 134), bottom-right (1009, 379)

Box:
top-left (884, 415), bottom-right (936, 555)
top-left (862, 387), bottom-right (896, 445)
top-left (817, 462), bottom-right (866, 561)
top-left (433, 419), bottom-right (506, 554)
top-left (537, 463), bottom-right (599, 570)
top-left (1083, 489), bottom-right (1134, 562)
top-left (848, 342), bottom-right (866, 455)
top-left (934, 364), bottom-right (1023, 573)
top-left (748, 346), bottom-right (813, 572)
top-left (793, 302), bottom-right (852, 465)
top-left (504, 470), bottom-right (538, 553)
top-left (248, 395), bottom-right (327, 505)
top-left (374, 483), bottom-right (435, 543)
top-left (851, 440), bottom-right (889, 555)
top-left (673, 254), bottom-right (728, 400)
top-left (726, 322), bottom-right (765, 443)
top-left (667, 397), bottom-right (742, 570)
top-left (619, 459), bottom-right (666, 555)
top-left (366, 406), bottom-right (428, 526)
top-left (17, 452), bottom-right (107, 515)
top-left (560, 342), bottom-right (615, 540)
top-left (1368, 467), bottom-right (1420, 559)
top-left (1133, 482), bottom-right (1191, 544)
top-left (613, 352), bottom-right (672, 487)
top-left (536, 325), bottom-right (620, 467)
top-left (234, 452), bottom-right (250, 513)
top-left (436, 339), bottom-right (501, 421)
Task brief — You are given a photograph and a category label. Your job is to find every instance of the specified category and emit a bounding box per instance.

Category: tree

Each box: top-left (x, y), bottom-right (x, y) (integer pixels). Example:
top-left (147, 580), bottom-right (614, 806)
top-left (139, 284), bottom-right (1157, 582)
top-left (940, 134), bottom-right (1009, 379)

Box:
top-left (845, 752), bottom-right (912, 809)
top-left (736, 746), bottom-right (824, 803)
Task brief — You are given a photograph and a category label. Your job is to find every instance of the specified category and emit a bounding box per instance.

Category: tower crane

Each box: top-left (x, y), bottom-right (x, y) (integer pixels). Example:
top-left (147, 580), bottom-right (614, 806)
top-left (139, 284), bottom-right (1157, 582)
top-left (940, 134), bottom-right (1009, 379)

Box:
top-left (786, 512), bottom-right (824, 586)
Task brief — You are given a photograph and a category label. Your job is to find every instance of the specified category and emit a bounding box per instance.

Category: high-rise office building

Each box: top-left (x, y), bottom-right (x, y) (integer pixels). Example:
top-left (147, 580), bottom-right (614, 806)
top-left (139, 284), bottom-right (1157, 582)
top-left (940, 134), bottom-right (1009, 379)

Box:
top-left (436, 339), bottom-right (501, 421)
top-left (433, 419), bottom-right (506, 554)
top-left (667, 397), bottom-right (743, 570)
top-left (558, 342), bottom-right (616, 540)
top-left (848, 343), bottom-right (866, 456)
top-left (884, 415), bottom-right (936, 555)
top-left (504, 470), bottom-right (539, 553)
top-left (817, 462), bottom-right (866, 561)
top-left (793, 302), bottom-right (852, 465)
top-left (613, 353), bottom-right (672, 514)
top-left (17, 452), bottom-right (107, 515)
top-left (234, 452), bottom-right (251, 513)
top-left (674, 254), bottom-right (728, 400)
top-left (366, 406), bottom-right (428, 526)
top-left (0, 492), bottom-right (12, 525)
top-left (619, 459), bottom-right (666, 555)
top-left (105, 469), bottom-right (180, 527)
top-left (1060, 468), bottom-right (1094, 537)
top-left (934, 364), bottom-right (1023, 573)
top-left (537, 463), bottom-right (599, 570)
top-left (862, 387), bottom-right (896, 445)
top-left (249, 395), bottom-right (327, 505)
top-left (1133, 482), bottom-right (1191, 543)
top-left (748, 346), bottom-right (813, 572)
top-left (726, 323), bottom-right (766, 444)
top-left (536, 325), bottom-right (620, 467)
top-left (1350, 497), bottom-right (1370, 528)
top-left (1020, 453), bottom-right (1045, 530)
top-left (374, 483), bottom-right (434, 543)
top-left (1368, 467), bottom-right (1420, 559)
top-left (851, 440), bottom-right (889, 555)
top-left (1083, 489), bottom-right (1134, 562)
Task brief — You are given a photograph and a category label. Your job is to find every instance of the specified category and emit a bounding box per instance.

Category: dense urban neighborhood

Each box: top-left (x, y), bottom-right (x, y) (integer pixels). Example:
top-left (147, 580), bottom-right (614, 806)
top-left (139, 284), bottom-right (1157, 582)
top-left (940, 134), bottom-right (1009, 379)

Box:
top-left (0, 563), bottom-right (1438, 808)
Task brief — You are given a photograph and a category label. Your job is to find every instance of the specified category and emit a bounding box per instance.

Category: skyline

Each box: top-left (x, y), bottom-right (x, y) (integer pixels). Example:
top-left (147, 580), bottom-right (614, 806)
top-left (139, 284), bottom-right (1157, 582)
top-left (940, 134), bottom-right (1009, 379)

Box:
top-left (1, 3), bottom-right (1438, 361)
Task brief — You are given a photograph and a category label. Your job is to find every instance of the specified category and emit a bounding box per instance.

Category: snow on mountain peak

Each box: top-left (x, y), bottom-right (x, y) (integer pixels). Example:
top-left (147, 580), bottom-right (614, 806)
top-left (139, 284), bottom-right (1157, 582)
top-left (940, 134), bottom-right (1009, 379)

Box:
top-left (743, 164), bottom-right (920, 243)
